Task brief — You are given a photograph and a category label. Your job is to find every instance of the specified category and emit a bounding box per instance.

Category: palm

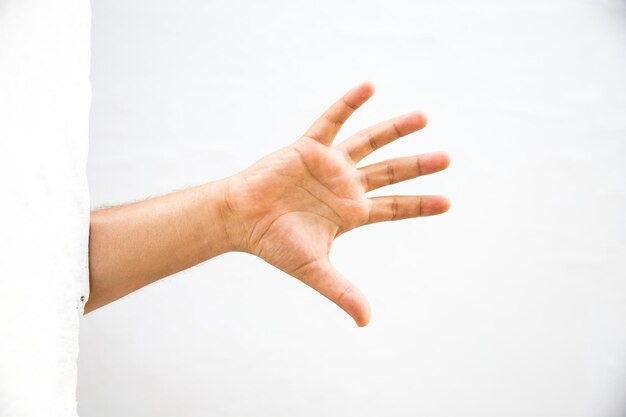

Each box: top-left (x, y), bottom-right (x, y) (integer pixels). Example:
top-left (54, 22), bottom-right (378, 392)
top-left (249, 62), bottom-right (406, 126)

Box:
top-left (243, 138), bottom-right (369, 269)
top-left (225, 82), bottom-right (451, 326)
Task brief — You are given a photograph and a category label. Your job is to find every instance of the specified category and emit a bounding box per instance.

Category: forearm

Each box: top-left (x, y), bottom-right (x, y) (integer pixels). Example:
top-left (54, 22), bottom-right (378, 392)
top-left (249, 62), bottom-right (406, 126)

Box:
top-left (85, 179), bottom-right (235, 313)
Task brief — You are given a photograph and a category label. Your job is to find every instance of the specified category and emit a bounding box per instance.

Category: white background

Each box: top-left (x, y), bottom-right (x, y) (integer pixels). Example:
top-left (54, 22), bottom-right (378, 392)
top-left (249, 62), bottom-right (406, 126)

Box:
top-left (79, 1), bottom-right (626, 416)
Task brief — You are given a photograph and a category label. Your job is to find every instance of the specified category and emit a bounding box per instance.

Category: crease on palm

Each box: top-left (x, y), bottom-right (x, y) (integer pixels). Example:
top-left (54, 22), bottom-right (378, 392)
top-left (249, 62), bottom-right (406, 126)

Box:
top-left (225, 81), bottom-right (451, 326)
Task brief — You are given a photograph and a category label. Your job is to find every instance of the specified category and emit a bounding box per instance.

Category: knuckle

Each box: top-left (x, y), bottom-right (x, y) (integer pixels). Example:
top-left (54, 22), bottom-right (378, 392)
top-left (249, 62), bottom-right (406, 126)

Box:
top-left (342, 96), bottom-right (358, 111)
top-left (415, 155), bottom-right (423, 176)
top-left (367, 134), bottom-right (378, 152)
top-left (386, 162), bottom-right (396, 185)
top-left (392, 120), bottom-right (402, 138)
top-left (390, 197), bottom-right (399, 220)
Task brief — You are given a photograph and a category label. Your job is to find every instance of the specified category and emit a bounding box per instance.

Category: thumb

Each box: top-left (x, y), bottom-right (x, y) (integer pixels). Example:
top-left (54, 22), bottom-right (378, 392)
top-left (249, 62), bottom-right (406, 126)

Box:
top-left (295, 259), bottom-right (371, 327)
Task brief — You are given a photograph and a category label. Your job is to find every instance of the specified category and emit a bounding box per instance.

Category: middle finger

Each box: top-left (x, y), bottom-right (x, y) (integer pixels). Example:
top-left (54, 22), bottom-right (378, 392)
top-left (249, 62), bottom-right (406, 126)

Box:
top-left (359, 151), bottom-right (451, 192)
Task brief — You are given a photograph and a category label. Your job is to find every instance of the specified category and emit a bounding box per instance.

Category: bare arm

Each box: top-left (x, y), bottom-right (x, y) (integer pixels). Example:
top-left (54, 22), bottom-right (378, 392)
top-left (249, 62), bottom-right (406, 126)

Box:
top-left (86, 82), bottom-right (451, 325)
top-left (86, 180), bottom-right (233, 313)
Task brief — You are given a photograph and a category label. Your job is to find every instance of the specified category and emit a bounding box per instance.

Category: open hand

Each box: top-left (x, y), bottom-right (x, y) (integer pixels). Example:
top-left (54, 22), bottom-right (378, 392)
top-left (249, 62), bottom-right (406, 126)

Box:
top-left (222, 82), bottom-right (450, 326)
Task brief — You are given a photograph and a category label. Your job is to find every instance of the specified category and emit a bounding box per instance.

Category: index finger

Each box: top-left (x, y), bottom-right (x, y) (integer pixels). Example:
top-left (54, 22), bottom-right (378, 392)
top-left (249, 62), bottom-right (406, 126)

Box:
top-left (303, 81), bottom-right (375, 146)
top-left (336, 111), bottom-right (428, 164)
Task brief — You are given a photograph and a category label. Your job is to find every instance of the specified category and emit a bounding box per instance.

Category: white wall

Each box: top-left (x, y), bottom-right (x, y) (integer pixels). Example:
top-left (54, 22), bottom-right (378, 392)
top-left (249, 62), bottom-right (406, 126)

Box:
top-left (79, 1), bottom-right (626, 416)
top-left (1, 1), bottom-right (91, 416)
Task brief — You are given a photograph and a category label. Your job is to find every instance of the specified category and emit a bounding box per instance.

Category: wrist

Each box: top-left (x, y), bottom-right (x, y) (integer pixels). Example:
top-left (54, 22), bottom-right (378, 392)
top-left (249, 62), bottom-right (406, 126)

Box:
top-left (207, 175), bottom-right (250, 254)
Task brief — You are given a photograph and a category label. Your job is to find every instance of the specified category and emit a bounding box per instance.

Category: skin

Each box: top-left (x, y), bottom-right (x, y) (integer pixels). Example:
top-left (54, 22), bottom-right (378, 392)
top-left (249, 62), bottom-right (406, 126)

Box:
top-left (86, 81), bottom-right (451, 326)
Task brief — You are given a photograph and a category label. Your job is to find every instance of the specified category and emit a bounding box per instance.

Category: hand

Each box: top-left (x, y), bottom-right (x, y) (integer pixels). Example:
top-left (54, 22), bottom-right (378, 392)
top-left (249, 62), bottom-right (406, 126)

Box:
top-left (222, 81), bottom-right (451, 326)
